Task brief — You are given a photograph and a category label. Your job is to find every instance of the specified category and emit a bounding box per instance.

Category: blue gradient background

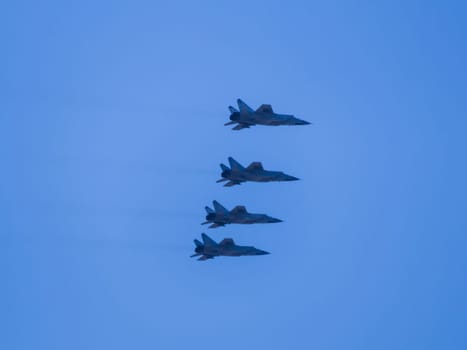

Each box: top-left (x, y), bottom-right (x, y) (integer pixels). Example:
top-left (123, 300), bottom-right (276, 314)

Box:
top-left (2, 1), bottom-right (467, 349)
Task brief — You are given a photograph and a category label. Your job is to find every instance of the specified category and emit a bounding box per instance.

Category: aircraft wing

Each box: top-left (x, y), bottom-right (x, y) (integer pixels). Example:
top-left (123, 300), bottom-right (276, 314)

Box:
top-left (256, 104), bottom-right (274, 113)
top-left (231, 205), bottom-right (247, 214)
top-left (246, 162), bottom-right (264, 171)
top-left (219, 238), bottom-right (235, 247)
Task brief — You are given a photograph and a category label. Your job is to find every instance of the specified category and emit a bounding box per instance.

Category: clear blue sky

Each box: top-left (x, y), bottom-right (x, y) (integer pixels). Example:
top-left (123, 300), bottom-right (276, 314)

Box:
top-left (2, 1), bottom-right (467, 349)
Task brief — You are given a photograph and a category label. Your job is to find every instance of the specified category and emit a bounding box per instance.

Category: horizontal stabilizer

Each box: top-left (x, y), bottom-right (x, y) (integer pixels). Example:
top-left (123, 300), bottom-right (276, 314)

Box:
top-left (198, 255), bottom-right (213, 261)
top-left (228, 106), bottom-right (239, 113)
top-left (232, 123), bottom-right (250, 130)
top-left (225, 121), bottom-right (237, 126)
top-left (205, 206), bottom-right (214, 214)
top-left (216, 178), bottom-right (228, 183)
top-left (194, 239), bottom-right (203, 248)
top-left (208, 223), bottom-right (224, 229)
top-left (220, 163), bottom-right (230, 172)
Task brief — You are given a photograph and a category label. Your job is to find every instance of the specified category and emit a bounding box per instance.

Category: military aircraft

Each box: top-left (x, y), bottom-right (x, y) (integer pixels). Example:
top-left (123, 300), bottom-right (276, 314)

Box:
top-left (191, 233), bottom-right (270, 261)
top-left (202, 200), bottom-right (283, 228)
top-left (225, 98), bottom-right (310, 130)
top-left (217, 157), bottom-right (299, 187)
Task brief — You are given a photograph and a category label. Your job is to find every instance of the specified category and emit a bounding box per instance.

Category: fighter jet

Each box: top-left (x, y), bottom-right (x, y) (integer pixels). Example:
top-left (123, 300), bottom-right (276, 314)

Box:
top-left (225, 98), bottom-right (310, 130)
top-left (202, 200), bottom-right (283, 228)
top-left (191, 233), bottom-right (270, 261)
top-left (217, 157), bottom-right (299, 187)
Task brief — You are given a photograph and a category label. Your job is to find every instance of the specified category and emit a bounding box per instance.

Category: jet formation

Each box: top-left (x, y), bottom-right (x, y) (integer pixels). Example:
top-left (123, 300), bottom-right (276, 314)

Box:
top-left (202, 200), bottom-right (282, 228)
top-left (192, 98), bottom-right (308, 261)
top-left (225, 98), bottom-right (310, 130)
top-left (217, 157), bottom-right (299, 187)
top-left (191, 233), bottom-right (269, 261)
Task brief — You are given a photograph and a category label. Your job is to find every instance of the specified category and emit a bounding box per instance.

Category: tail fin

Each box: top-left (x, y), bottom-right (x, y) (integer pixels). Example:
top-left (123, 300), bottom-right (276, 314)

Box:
top-left (229, 106), bottom-right (239, 113)
top-left (194, 239), bottom-right (203, 248)
top-left (220, 163), bottom-right (230, 172)
top-left (237, 99), bottom-right (254, 113)
top-left (205, 206), bottom-right (214, 214)
top-left (228, 157), bottom-right (245, 171)
top-left (213, 200), bottom-right (229, 214)
top-left (201, 233), bottom-right (217, 247)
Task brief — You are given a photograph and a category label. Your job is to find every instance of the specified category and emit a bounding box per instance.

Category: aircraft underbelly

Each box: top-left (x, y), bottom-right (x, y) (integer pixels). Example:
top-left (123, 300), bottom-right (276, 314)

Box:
top-left (224, 251), bottom-right (242, 257)
top-left (252, 176), bottom-right (272, 182)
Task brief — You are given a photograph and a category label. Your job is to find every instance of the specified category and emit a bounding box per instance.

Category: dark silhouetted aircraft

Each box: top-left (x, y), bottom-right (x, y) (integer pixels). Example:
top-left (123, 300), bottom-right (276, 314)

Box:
top-left (225, 98), bottom-right (310, 130)
top-left (217, 157), bottom-right (299, 187)
top-left (202, 200), bottom-right (282, 228)
top-left (191, 233), bottom-right (270, 261)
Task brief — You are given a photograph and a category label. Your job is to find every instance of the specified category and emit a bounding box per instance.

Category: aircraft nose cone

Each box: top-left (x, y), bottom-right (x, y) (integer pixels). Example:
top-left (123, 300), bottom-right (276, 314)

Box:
top-left (255, 249), bottom-right (270, 255)
top-left (289, 116), bottom-right (310, 125)
top-left (269, 218), bottom-right (283, 223)
top-left (284, 175), bottom-right (299, 181)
